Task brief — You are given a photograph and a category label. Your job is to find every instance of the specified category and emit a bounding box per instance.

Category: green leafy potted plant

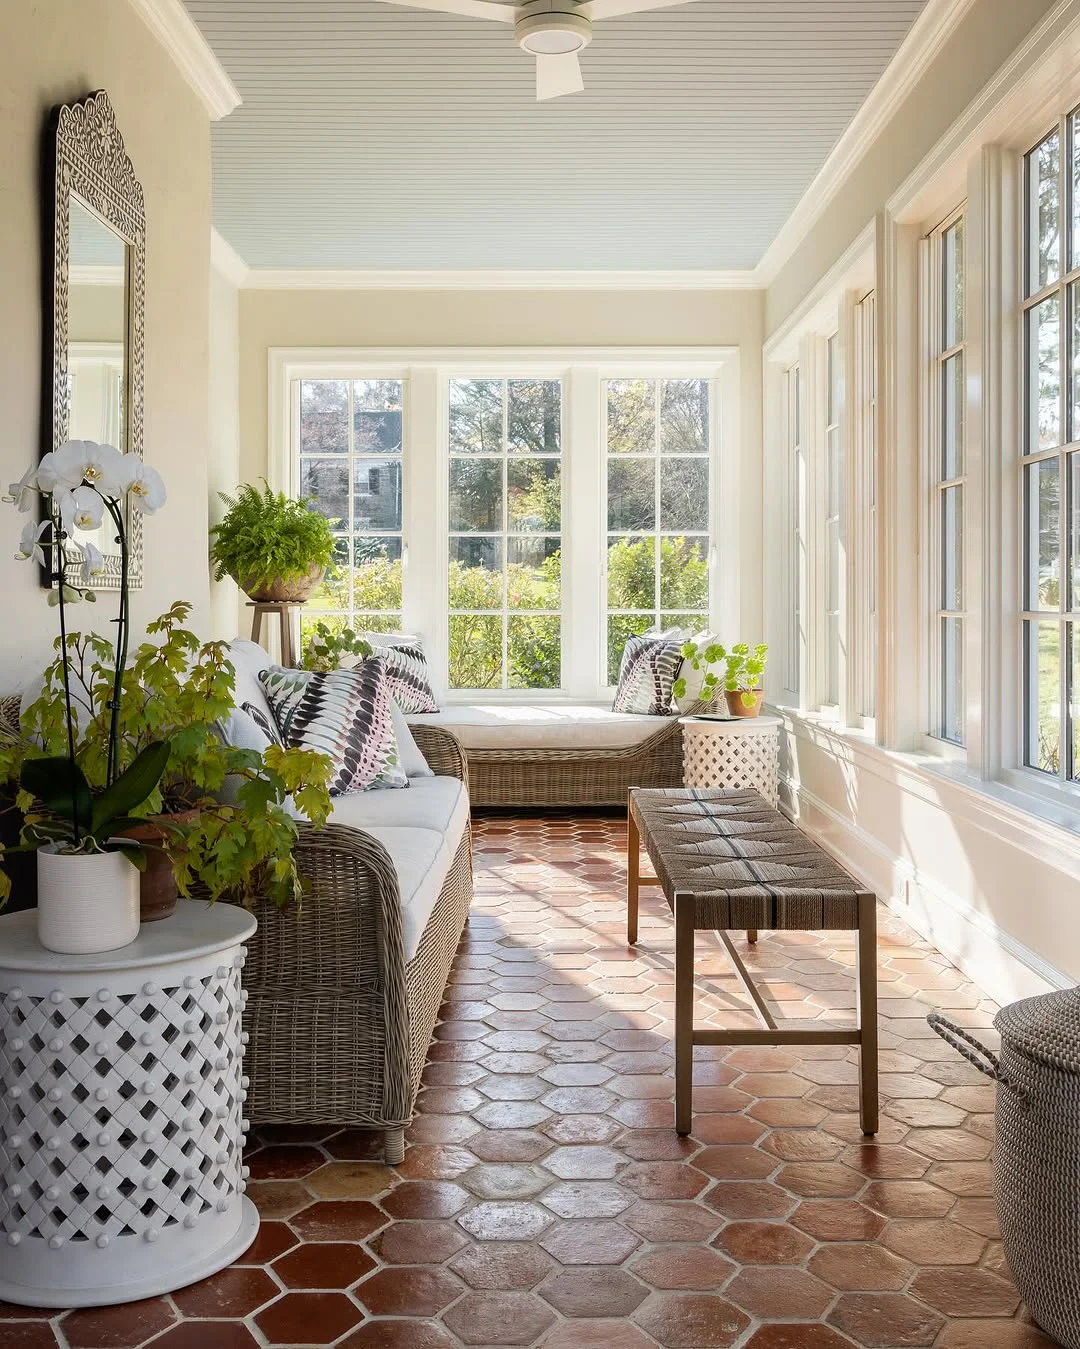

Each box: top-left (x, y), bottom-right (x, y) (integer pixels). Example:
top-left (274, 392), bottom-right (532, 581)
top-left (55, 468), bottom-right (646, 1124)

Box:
top-left (2, 604), bottom-right (334, 925)
top-left (724, 642), bottom-right (769, 718)
top-left (210, 482), bottom-right (335, 603)
top-left (301, 620), bottom-right (373, 673)
top-left (673, 640), bottom-right (727, 711)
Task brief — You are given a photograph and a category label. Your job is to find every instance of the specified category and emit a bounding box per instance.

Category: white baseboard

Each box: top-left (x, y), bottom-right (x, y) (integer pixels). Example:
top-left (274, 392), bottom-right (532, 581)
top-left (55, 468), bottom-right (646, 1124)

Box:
top-left (779, 774), bottom-right (1072, 1008)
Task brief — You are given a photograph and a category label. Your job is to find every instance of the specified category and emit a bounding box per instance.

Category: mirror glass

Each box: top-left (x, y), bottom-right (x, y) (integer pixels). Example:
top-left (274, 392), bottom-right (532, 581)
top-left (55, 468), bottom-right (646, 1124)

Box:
top-left (66, 195), bottom-right (128, 561)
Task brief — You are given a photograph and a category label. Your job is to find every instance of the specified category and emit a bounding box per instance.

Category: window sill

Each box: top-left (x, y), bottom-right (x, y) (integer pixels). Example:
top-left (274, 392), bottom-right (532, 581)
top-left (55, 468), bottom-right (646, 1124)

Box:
top-left (771, 703), bottom-right (1080, 878)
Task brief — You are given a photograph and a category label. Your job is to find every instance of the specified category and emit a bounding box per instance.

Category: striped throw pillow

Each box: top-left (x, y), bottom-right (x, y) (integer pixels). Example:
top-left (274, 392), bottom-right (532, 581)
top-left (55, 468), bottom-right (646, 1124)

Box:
top-left (611, 634), bottom-right (684, 716)
top-left (258, 659), bottom-right (408, 794)
top-left (359, 636), bottom-right (439, 714)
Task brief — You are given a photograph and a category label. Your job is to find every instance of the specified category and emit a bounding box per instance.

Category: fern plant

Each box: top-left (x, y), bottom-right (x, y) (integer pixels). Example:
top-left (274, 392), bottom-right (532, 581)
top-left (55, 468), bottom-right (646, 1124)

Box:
top-left (209, 482), bottom-right (335, 589)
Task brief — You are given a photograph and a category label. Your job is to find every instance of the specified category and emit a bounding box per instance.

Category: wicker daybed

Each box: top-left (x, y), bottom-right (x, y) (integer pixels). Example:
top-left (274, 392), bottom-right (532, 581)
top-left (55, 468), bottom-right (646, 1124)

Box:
top-left (408, 707), bottom-right (685, 808)
top-left (240, 723), bottom-right (472, 1165)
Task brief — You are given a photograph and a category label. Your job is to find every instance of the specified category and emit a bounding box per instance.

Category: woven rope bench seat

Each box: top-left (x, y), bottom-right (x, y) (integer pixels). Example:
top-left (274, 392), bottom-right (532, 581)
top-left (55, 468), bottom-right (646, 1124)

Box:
top-left (627, 786), bottom-right (879, 1140)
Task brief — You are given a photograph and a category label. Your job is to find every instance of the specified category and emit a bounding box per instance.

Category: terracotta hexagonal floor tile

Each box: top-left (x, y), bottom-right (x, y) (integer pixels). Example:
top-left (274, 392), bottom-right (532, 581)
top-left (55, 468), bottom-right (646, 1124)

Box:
top-left (742, 1326), bottom-right (860, 1349)
top-left (460, 1162), bottom-right (551, 1200)
top-left (694, 1146), bottom-right (779, 1181)
top-left (725, 1266), bottom-right (833, 1319)
top-left (776, 1162), bottom-right (864, 1198)
top-left (829, 1292), bottom-right (946, 1346)
top-left (476, 1074), bottom-right (547, 1102)
top-left (467, 1127), bottom-right (553, 1162)
top-left (145, 1326), bottom-right (260, 1349)
top-left (632, 1246), bottom-right (736, 1290)
top-left (906, 1129), bottom-right (992, 1162)
top-left (305, 1161), bottom-right (390, 1200)
top-left (808, 1241), bottom-right (913, 1291)
top-left (617, 1160), bottom-right (709, 1199)
top-left (543, 1320), bottom-right (658, 1348)
top-left (623, 1199), bottom-right (722, 1242)
top-left (457, 1199), bottom-right (553, 1240)
top-left (841, 1143), bottom-right (931, 1179)
top-left (910, 1267), bottom-right (1020, 1317)
top-left (792, 1200), bottom-right (886, 1241)
top-left (442, 1290), bottom-right (556, 1345)
top-left (172, 1267), bottom-right (279, 1318)
top-left (936, 1320), bottom-right (1060, 1347)
top-left (61, 1298), bottom-right (175, 1348)
top-left (273, 1241), bottom-right (377, 1289)
top-left (254, 1291), bottom-right (364, 1346)
top-left (540, 1219), bottom-right (642, 1264)
top-left (862, 1180), bottom-right (956, 1218)
top-left (543, 1113), bottom-right (623, 1144)
top-left (928, 1161), bottom-right (995, 1196)
top-left (339, 1322), bottom-right (459, 1349)
top-left (246, 1179), bottom-right (313, 1220)
top-left (881, 1219), bottom-right (987, 1265)
top-left (236, 1219), bottom-right (299, 1263)
top-left (762, 1130), bottom-right (846, 1163)
top-left (450, 1241), bottom-right (555, 1290)
top-left (748, 1099), bottom-right (829, 1128)
top-left (354, 1265), bottom-right (464, 1317)
top-left (618, 1130), bottom-right (701, 1160)
top-left (542, 1180), bottom-right (632, 1218)
top-left (713, 1220), bottom-right (816, 1265)
top-left (704, 1181), bottom-right (796, 1220)
top-left (539, 1266), bottom-right (649, 1318)
top-left (735, 1072), bottom-right (813, 1098)
top-left (395, 1143), bottom-right (478, 1180)
top-left (633, 1291), bottom-right (751, 1348)
top-left (381, 1181), bottom-right (470, 1219)
top-left (950, 1197), bottom-right (1001, 1238)
top-left (246, 1144), bottom-right (326, 1180)
top-left (291, 1199), bottom-right (387, 1243)
top-left (543, 1144), bottom-right (625, 1179)
top-left (370, 1219), bottom-right (468, 1264)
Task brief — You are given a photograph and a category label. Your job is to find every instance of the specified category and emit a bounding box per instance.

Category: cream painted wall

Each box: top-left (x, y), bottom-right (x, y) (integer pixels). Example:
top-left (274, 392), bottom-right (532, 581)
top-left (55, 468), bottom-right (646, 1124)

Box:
top-left (208, 264), bottom-right (240, 639)
top-left (0, 0), bottom-right (211, 689)
top-left (765, 0), bottom-right (1057, 335)
top-left (238, 286), bottom-right (766, 637)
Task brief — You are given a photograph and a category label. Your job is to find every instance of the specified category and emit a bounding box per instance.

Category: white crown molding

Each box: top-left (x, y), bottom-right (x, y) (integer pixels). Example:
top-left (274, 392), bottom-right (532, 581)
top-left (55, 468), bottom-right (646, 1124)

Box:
top-left (128, 0), bottom-right (241, 121)
top-left (240, 267), bottom-right (761, 292)
top-left (754, 0), bottom-right (977, 287)
top-left (211, 228), bottom-right (250, 287)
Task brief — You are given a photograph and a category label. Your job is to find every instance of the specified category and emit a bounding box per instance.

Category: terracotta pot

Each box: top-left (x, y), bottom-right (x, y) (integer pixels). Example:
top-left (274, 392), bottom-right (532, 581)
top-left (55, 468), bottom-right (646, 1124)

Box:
top-left (118, 809), bottom-right (200, 923)
top-left (238, 563), bottom-right (324, 604)
top-left (36, 846), bottom-right (140, 953)
top-left (724, 688), bottom-right (765, 718)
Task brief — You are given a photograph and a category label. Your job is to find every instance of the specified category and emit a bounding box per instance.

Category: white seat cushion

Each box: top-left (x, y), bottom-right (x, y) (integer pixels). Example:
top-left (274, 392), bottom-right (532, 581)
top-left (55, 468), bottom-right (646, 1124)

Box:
top-left (408, 704), bottom-right (672, 751)
top-left (327, 776), bottom-right (468, 838)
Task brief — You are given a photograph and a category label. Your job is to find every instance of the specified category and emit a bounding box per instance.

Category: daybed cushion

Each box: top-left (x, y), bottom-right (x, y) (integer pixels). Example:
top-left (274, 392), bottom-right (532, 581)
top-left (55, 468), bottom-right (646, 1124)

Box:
top-left (408, 704), bottom-right (673, 751)
top-left (328, 776), bottom-right (469, 839)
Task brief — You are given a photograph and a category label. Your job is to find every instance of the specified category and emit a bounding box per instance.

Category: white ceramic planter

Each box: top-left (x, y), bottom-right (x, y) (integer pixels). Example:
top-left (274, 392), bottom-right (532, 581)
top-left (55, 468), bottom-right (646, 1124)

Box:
top-left (36, 846), bottom-right (140, 954)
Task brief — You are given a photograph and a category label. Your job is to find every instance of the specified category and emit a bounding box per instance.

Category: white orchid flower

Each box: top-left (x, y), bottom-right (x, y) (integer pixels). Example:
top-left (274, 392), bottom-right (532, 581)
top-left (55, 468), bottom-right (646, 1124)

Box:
top-left (15, 518), bottom-right (49, 566)
top-left (56, 440), bottom-right (126, 498)
top-left (79, 540), bottom-right (104, 584)
top-left (4, 464), bottom-right (39, 512)
top-left (69, 485), bottom-right (105, 531)
top-left (37, 446), bottom-right (90, 493)
top-left (123, 457), bottom-right (166, 513)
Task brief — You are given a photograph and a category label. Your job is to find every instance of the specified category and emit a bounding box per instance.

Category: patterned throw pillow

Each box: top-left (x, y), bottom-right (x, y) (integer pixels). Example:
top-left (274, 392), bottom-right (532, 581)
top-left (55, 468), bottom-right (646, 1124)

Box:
top-left (0, 695), bottom-right (22, 741)
top-left (241, 702), bottom-right (282, 747)
top-left (258, 659), bottom-right (408, 794)
top-left (360, 636), bottom-right (439, 714)
top-left (611, 634), bottom-right (685, 716)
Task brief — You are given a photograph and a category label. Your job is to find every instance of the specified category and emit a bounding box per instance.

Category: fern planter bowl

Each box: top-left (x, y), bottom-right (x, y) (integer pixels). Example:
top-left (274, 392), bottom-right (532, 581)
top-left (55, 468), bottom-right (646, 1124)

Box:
top-left (238, 565), bottom-right (324, 605)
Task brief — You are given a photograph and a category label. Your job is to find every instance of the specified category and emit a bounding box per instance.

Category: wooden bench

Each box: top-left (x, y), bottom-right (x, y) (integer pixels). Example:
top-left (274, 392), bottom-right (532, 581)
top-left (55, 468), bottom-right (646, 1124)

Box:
top-left (626, 787), bottom-right (879, 1137)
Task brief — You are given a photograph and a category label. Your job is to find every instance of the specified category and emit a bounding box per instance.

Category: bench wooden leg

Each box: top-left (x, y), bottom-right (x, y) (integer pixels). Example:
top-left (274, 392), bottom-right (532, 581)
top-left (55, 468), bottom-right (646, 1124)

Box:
top-left (746, 929), bottom-right (758, 944)
top-left (856, 892), bottom-right (879, 1136)
top-left (627, 801), bottom-right (640, 946)
top-left (674, 890), bottom-right (695, 1136)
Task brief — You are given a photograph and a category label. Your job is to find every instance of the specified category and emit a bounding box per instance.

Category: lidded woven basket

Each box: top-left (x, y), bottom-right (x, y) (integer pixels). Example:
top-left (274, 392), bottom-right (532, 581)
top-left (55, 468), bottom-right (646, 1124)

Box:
top-left (931, 987), bottom-right (1080, 1348)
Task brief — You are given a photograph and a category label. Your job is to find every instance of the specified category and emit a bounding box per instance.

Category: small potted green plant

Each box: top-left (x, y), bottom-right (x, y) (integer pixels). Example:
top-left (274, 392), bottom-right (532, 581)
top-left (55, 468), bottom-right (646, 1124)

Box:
top-left (302, 620), bottom-right (373, 673)
top-left (673, 640), bottom-right (727, 712)
top-left (724, 642), bottom-right (769, 718)
top-left (210, 482), bottom-right (335, 603)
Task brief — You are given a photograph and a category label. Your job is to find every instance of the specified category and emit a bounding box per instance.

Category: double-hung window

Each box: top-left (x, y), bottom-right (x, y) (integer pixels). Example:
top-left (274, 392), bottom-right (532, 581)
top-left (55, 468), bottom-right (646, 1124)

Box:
top-left (603, 378), bottom-right (712, 683)
top-left (786, 364), bottom-right (804, 700)
top-left (928, 212), bottom-right (966, 745)
top-left (1022, 118), bottom-right (1080, 781)
top-left (855, 292), bottom-right (877, 721)
top-left (446, 378), bottom-right (563, 691)
top-left (823, 335), bottom-right (842, 709)
top-left (298, 378), bottom-right (405, 642)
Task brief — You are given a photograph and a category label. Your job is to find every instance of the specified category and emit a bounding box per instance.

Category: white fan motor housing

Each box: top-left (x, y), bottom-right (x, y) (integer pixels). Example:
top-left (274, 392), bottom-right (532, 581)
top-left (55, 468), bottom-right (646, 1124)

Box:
top-left (515, 0), bottom-right (592, 55)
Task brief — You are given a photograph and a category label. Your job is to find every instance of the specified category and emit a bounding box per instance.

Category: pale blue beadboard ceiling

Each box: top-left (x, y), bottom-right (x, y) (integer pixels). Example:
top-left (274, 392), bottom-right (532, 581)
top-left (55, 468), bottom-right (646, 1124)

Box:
top-left (183, 0), bottom-right (928, 271)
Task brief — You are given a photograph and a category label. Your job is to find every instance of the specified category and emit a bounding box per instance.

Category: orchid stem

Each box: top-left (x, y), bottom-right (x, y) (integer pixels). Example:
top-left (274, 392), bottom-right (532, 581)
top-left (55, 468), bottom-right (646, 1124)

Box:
top-left (105, 497), bottom-right (129, 787)
top-left (53, 510), bottom-right (80, 847)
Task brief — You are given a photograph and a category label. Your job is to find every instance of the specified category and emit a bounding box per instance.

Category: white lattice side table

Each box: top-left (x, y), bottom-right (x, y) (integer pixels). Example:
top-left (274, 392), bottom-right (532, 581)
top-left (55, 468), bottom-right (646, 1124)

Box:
top-left (680, 715), bottom-right (781, 804)
top-left (0, 900), bottom-right (258, 1307)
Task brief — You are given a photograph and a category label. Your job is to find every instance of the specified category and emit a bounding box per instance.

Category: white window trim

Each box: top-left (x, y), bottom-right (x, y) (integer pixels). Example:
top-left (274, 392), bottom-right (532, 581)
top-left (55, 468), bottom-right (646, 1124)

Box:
top-left (269, 346), bottom-right (740, 703)
top-left (853, 288), bottom-right (878, 731)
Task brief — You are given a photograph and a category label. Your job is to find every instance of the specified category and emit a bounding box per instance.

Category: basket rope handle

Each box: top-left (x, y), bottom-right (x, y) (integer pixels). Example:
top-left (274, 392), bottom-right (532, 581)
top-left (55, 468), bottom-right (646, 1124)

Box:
top-left (927, 1013), bottom-right (1024, 1098)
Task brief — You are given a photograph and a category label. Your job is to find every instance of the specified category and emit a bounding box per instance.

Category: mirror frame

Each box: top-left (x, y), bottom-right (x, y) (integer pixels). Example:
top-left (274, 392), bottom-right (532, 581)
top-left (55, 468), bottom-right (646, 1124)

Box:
top-left (43, 89), bottom-right (145, 589)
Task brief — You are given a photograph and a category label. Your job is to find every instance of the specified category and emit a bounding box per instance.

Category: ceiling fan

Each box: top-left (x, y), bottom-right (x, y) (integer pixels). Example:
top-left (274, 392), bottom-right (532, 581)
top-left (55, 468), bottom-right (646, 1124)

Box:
top-left (369, 0), bottom-right (699, 101)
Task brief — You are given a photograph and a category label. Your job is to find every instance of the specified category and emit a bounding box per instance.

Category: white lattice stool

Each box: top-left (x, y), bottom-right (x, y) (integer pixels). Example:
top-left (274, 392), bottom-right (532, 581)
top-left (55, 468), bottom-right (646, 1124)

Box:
top-left (0, 901), bottom-right (259, 1307)
top-left (680, 715), bottom-right (781, 803)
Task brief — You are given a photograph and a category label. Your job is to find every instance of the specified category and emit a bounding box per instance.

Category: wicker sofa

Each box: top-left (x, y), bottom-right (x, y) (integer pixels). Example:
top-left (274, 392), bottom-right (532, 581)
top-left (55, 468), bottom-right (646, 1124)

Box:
top-left (408, 704), bottom-right (684, 808)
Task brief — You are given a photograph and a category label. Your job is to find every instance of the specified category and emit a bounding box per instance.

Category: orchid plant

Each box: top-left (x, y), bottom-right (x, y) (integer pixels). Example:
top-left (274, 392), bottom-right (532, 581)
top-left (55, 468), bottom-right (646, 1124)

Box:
top-left (4, 440), bottom-right (168, 861)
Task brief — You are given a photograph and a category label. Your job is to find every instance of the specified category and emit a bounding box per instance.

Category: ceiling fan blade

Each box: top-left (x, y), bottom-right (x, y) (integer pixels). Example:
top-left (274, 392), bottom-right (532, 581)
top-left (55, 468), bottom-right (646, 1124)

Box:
top-left (579, 0), bottom-right (699, 19)
top-left (368, 0), bottom-right (515, 22)
top-left (535, 51), bottom-right (584, 101)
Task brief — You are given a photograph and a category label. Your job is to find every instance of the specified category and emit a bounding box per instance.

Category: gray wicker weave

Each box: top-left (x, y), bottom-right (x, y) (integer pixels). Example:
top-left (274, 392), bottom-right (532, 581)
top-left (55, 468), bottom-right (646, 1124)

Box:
top-left (243, 724), bottom-right (472, 1164)
top-left (930, 991), bottom-right (1080, 1349)
top-left (464, 718), bottom-right (684, 808)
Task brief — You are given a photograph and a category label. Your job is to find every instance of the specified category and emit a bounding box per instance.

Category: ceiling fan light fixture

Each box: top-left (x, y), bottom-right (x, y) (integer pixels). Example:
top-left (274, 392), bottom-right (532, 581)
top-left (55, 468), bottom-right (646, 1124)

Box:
top-left (515, 0), bottom-right (592, 55)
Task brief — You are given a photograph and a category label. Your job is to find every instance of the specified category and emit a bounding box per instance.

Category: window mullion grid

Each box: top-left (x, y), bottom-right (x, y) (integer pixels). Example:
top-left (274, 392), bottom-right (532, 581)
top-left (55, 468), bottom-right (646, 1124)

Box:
top-left (346, 380), bottom-right (356, 622)
top-left (654, 380), bottom-right (662, 627)
top-left (501, 381), bottom-right (509, 690)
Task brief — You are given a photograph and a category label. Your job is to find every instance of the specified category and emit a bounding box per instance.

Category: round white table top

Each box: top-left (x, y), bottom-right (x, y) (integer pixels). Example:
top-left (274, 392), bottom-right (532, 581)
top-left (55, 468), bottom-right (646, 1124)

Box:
top-left (679, 714), bottom-right (782, 731)
top-left (0, 900), bottom-right (257, 973)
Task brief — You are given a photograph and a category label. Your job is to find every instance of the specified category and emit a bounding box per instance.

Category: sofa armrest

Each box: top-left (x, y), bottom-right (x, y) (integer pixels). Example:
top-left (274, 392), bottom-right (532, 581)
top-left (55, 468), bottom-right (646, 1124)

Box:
top-left (409, 724), bottom-right (469, 789)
